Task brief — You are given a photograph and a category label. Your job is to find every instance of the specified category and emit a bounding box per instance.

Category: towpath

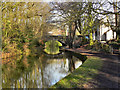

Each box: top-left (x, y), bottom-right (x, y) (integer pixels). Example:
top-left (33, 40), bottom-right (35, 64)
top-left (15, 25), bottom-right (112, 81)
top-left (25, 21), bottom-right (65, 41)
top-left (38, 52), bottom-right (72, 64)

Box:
top-left (65, 48), bottom-right (120, 88)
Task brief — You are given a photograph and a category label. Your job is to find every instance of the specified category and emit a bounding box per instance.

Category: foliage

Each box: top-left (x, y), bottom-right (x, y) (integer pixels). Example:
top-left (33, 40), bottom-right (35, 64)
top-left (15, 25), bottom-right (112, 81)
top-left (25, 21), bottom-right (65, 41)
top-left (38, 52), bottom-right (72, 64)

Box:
top-left (51, 2), bottom-right (98, 47)
top-left (2, 2), bottom-right (52, 54)
top-left (108, 41), bottom-right (120, 49)
top-left (85, 40), bottom-right (111, 53)
top-left (51, 1), bottom-right (120, 48)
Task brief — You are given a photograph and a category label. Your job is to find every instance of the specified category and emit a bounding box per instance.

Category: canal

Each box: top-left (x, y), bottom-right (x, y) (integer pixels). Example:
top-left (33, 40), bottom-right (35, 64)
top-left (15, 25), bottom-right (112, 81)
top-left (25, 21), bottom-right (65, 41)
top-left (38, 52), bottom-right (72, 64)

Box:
top-left (2, 40), bottom-right (86, 88)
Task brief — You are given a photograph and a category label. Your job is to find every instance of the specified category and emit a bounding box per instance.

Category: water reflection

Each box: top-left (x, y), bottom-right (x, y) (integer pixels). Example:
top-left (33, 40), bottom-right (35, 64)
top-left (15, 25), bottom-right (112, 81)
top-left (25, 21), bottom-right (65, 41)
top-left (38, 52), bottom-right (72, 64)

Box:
top-left (44, 40), bottom-right (62, 54)
top-left (2, 50), bottom-right (85, 88)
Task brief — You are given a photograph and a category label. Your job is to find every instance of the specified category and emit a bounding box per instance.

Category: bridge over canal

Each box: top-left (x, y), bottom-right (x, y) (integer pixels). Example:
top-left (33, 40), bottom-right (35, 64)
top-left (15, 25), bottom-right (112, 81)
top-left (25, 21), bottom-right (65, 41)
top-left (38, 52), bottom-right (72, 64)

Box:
top-left (44, 35), bottom-right (84, 46)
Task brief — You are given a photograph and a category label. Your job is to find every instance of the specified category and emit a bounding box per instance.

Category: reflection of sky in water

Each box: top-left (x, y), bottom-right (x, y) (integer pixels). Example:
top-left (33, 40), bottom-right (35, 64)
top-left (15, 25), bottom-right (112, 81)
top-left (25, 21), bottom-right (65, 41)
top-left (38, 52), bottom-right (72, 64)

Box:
top-left (2, 52), bottom-right (84, 88)
top-left (75, 61), bottom-right (82, 69)
top-left (43, 59), bottom-right (69, 87)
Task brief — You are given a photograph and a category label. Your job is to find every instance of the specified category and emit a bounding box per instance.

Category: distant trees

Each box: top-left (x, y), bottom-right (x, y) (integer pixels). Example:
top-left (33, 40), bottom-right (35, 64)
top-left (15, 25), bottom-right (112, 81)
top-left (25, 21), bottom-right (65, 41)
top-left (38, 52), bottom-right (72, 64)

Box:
top-left (51, 1), bottom-right (120, 48)
top-left (110, 2), bottom-right (120, 40)
top-left (51, 2), bottom-right (97, 48)
top-left (92, 1), bottom-right (120, 40)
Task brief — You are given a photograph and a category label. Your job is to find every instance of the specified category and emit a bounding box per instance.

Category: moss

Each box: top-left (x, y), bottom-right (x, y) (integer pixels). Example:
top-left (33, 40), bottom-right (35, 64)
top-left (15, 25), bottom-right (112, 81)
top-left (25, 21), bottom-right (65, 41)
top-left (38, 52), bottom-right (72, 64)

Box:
top-left (50, 56), bottom-right (103, 88)
top-left (90, 32), bottom-right (93, 46)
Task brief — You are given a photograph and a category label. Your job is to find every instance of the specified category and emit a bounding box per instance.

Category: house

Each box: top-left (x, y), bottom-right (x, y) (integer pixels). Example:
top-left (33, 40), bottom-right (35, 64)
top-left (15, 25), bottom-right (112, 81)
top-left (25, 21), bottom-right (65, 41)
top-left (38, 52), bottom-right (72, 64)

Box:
top-left (93, 14), bottom-right (117, 41)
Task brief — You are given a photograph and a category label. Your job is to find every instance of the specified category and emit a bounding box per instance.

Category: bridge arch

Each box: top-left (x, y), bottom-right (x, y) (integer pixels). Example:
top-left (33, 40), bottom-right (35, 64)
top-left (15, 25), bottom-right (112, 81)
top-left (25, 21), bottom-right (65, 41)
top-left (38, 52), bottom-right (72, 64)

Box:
top-left (44, 35), bottom-right (67, 46)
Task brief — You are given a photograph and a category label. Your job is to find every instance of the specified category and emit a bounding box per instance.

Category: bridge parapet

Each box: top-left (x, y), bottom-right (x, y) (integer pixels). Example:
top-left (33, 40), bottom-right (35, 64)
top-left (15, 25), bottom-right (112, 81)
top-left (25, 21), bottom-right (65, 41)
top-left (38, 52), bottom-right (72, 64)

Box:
top-left (44, 35), bottom-right (84, 46)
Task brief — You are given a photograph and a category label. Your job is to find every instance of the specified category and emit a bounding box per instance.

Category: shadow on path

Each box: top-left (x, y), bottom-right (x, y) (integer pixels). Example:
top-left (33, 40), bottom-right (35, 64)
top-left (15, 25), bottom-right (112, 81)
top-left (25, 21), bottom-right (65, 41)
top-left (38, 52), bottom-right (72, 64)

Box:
top-left (66, 48), bottom-right (120, 88)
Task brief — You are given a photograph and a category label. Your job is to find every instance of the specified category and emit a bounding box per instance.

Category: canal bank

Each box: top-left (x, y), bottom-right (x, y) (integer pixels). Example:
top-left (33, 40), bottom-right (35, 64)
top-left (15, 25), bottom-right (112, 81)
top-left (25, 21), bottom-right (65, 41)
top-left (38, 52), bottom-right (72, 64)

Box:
top-left (51, 47), bottom-right (119, 88)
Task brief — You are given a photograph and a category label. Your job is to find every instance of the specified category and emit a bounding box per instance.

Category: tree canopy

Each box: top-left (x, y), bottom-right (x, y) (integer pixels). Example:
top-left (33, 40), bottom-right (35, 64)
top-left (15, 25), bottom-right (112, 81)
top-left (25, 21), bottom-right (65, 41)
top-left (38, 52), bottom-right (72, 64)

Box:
top-left (2, 2), bottom-right (52, 53)
top-left (50, 1), bottom-right (120, 47)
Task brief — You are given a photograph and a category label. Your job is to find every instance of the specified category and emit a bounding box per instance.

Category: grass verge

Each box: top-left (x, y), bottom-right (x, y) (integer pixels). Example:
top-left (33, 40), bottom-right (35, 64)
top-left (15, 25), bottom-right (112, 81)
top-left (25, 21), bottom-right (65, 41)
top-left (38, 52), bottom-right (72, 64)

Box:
top-left (50, 56), bottom-right (103, 88)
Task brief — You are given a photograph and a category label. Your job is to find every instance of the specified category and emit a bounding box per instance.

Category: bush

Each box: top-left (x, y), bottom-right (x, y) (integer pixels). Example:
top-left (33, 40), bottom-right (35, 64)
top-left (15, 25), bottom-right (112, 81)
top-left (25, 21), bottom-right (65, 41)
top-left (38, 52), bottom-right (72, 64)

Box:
top-left (108, 41), bottom-right (120, 49)
top-left (30, 38), bottom-right (40, 47)
top-left (85, 40), bottom-right (111, 53)
top-left (117, 40), bottom-right (120, 43)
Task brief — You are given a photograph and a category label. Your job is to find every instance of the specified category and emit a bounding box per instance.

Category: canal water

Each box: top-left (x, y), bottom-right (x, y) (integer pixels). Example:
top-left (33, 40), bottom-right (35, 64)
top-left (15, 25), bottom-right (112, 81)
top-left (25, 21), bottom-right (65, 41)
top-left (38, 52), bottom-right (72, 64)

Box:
top-left (2, 41), bottom-right (86, 88)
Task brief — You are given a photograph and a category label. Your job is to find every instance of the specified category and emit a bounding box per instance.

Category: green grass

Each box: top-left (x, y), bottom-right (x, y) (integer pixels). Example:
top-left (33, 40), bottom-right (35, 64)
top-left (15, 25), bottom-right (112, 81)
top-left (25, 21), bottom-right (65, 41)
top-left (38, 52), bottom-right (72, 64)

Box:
top-left (50, 56), bottom-right (103, 88)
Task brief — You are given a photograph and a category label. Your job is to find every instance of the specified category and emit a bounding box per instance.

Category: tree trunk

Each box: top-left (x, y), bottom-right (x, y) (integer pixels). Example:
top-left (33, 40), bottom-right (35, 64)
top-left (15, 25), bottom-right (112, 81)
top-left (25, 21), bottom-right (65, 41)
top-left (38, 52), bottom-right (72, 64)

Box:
top-left (88, 2), bottom-right (94, 46)
top-left (77, 18), bottom-right (81, 34)
top-left (68, 23), bottom-right (72, 48)
top-left (113, 2), bottom-right (119, 40)
top-left (90, 32), bottom-right (93, 46)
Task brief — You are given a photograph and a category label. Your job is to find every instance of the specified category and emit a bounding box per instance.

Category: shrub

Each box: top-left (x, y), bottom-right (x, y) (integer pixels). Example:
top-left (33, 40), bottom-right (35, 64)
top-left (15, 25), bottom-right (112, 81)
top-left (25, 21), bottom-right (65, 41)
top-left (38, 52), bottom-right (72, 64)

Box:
top-left (85, 40), bottom-right (111, 53)
top-left (109, 41), bottom-right (120, 49)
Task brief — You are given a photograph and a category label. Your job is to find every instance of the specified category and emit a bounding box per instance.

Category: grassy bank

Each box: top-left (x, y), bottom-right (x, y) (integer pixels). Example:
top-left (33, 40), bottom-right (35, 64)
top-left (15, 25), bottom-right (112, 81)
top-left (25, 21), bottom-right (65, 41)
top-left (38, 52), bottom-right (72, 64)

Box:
top-left (51, 56), bottom-right (103, 88)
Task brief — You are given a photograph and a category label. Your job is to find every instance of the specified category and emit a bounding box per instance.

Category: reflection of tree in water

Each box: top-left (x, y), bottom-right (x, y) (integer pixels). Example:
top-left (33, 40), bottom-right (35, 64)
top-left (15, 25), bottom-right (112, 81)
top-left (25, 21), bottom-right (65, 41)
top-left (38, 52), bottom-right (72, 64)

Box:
top-left (65, 52), bottom-right (85, 72)
top-left (2, 52), bottom-right (42, 88)
top-left (2, 49), bottom-right (85, 88)
top-left (67, 53), bottom-right (75, 72)
top-left (2, 55), bottom-right (25, 88)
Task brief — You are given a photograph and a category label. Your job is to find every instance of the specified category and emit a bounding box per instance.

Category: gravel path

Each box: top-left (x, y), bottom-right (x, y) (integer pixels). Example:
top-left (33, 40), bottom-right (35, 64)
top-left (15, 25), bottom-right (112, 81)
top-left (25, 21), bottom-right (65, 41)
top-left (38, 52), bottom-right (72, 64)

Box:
top-left (65, 48), bottom-right (120, 88)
